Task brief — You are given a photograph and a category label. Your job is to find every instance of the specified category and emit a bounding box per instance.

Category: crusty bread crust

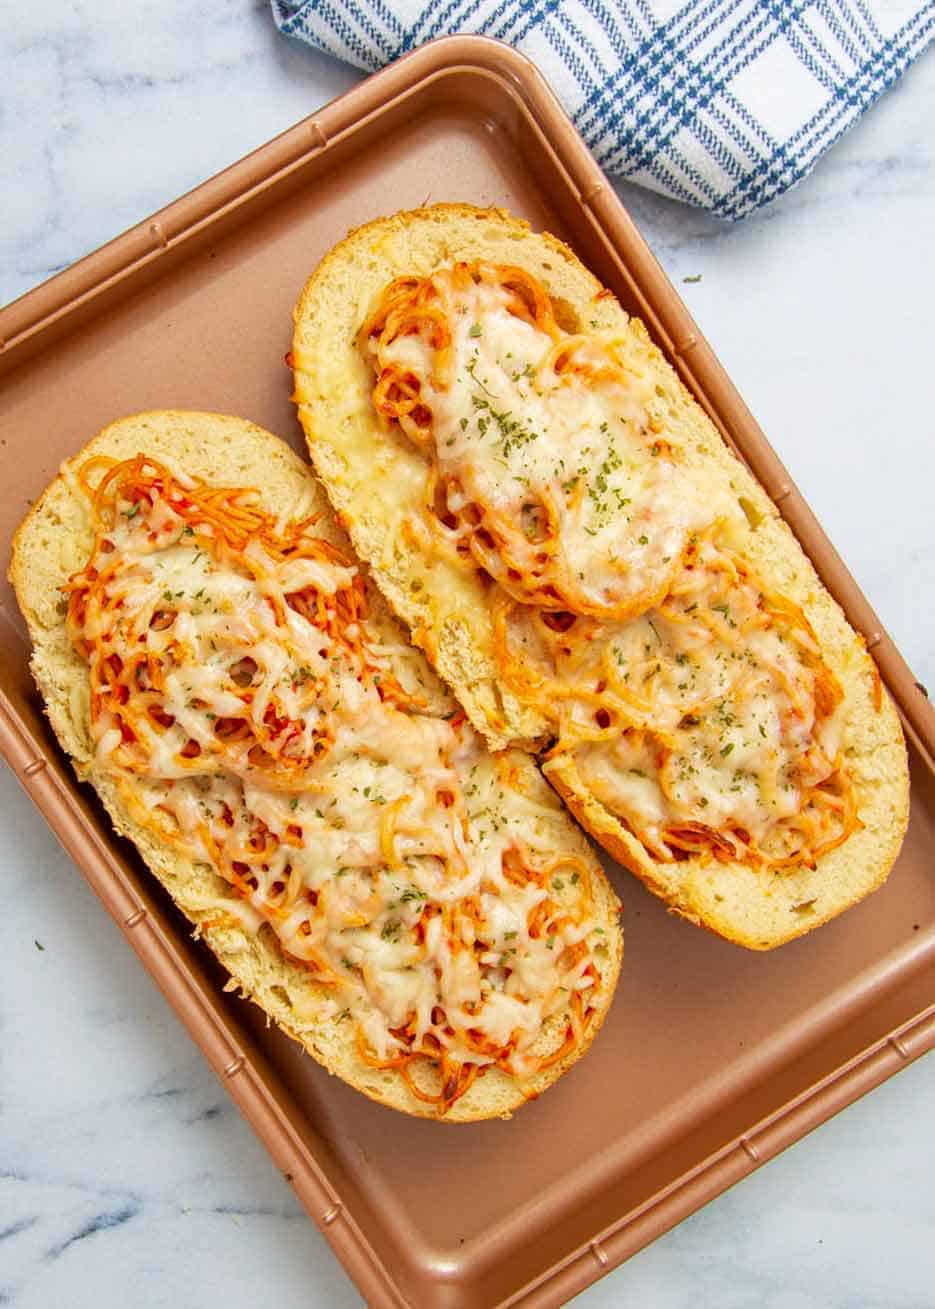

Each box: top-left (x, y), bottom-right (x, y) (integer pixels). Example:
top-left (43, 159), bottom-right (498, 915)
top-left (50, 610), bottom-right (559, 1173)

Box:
top-left (9, 410), bottom-right (622, 1119)
top-left (292, 205), bottom-right (910, 950)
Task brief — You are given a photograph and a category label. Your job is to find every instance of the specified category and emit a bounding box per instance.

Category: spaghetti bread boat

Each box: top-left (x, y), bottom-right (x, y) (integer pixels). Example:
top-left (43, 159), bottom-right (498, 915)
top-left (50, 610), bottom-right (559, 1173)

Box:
top-left (291, 205), bottom-right (910, 951)
top-left (9, 410), bottom-right (622, 1121)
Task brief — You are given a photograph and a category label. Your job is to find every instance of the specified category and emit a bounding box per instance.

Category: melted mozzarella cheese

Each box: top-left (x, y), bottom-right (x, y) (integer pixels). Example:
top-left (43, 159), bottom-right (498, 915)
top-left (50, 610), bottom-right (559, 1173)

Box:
top-left (373, 273), bottom-right (742, 615)
top-left (505, 538), bottom-right (847, 863)
top-left (364, 264), bottom-right (852, 867)
top-left (73, 469), bottom-right (605, 1085)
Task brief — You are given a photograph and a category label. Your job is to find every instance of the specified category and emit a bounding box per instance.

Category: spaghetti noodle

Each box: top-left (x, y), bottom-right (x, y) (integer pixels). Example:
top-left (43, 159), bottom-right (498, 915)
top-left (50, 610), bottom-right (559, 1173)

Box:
top-left (66, 454), bottom-right (605, 1112)
top-left (360, 263), bottom-right (864, 871)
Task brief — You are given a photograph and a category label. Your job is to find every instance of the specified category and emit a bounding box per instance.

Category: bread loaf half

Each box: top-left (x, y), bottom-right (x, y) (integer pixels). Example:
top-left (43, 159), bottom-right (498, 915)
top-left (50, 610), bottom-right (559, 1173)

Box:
top-left (10, 410), bottom-right (622, 1120)
top-left (292, 205), bottom-right (909, 950)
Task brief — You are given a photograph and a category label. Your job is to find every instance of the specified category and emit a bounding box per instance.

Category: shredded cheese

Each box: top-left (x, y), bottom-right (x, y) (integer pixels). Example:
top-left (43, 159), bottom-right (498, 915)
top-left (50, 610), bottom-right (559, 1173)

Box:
top-left (66, 454), bottom-right (606, 1113)
top-left (360, 262), bottom-right (862, 871)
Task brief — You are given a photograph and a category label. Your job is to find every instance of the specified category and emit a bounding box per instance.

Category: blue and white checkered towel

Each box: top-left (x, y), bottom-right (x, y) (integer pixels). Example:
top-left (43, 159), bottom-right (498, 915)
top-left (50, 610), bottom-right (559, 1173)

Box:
top-left (271, 0), bottom-right (933, 218)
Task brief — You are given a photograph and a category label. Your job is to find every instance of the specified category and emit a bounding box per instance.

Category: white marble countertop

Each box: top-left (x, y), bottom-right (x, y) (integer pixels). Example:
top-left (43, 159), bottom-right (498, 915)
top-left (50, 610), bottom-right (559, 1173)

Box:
top-left (1, 5), bottom-right (933, 1306)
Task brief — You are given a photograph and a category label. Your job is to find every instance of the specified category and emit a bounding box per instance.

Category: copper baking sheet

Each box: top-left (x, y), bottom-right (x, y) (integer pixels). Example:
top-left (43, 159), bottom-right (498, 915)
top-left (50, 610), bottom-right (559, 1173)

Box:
top-left (1, 36), bottom-right (933, 1309)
